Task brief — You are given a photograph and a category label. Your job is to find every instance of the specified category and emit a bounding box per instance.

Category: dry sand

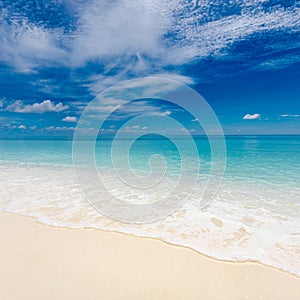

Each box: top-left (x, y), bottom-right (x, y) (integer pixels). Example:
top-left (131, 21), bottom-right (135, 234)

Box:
top-left (0, 212), bottom-right (299, 299)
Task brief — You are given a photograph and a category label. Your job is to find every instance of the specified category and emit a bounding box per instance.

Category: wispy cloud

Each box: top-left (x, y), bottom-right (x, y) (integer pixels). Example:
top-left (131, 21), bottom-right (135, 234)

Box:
top-left (0, 1), bottom-right (299, 75)
top-left (254, 53), bottom-right (300, 71)
top-left (151, 73), bottom-right (194, 85)
top-left (44, 126), bottom-right (75, 132)
top-left (68, 0), bottom-right (300, 69)
top-left (107, 104), bottom-right (173, 121)
top-left (121, 125), bottom-right (150, 133)
top-left (280, 114), bottom-right (300, 118)
top-left (153, 110), bottom-right (172, 117)
top-left (0, 14), bottom-right (67, 73)
top-left (84, 97), bottom-right (176, 122)
top-left (86, 73), bottom-right (195, 96)
top-left (6, 100), bottom-right (69, 113)
top-left (168, 6), bottom-right (300, 65)
top-left (243, 113), bottom-right (261, 120)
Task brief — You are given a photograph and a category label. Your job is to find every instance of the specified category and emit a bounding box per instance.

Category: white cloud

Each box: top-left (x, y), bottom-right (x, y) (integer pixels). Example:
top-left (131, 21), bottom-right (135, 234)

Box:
top-left (1, 1), bottom-right (299, 74)
top-left (151, 73), bottom-right (195, 85)
top-left (7, 100), bottom-right (69, 113)
top-left (44, 126), bottom-right (75, 132)
top-left (18, 125), bottom-right (26, 129)
top-left (124, 125), bottom-right (139, 131)
top-left (70, 0), bottom-right (170, 67)
top-left (168, 7), bottom-right (300, 64)
top-left (85, 74), bottom-right (126, 96)
top-left (154, 110), bottom-right (172, 117)
top-left (122, 124), bottom-right (150, 133)
top-left (280, 114), bottom-right (300, 118)
top-left (86, 73), bottom-right (195, 96)
top-left (0, 15), bottom-right (67, 72)
top-left (254, 54), bottom-right (300, 71)
top-left (0, 99), bottom-right (3, 108)
top-left (86, 73), bottom-right (194, 97)
top-left (69, 0), bottom-right (300, 68)
top-left (243, 113), bottom-right (261, 120)
top-left (62, 116), bottom-right (78, 122)
top-left (85, 90), bottom-right (174, 121)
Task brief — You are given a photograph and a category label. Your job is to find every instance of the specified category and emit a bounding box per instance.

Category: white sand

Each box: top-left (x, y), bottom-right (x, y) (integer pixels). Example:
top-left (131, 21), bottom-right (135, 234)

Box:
top-left (0, 212), bottom-right (299, 299)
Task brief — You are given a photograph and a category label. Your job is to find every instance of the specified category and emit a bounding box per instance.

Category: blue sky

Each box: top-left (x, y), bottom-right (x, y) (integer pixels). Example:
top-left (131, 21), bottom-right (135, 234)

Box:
top-left (0, 0), bottom-right (299, 138)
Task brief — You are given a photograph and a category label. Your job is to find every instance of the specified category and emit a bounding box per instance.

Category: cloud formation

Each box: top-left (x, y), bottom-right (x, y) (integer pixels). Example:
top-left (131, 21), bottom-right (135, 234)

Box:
top-left (7, 100), bottom-right (69, 114)
top-left (0, 0), bottom-right (299, 137)
top-left (62, 116), bottom-right (78, 122)
top-left (44, 126), bottom-right (75, 132)
top-left (280, 114), bottom-right (300, 118)
top-left (0, 0), bottom-right (299, 75)
top-left (243, 113), bottom-right (261, 120)
top-left (0, 15), bottom-right (67, 73)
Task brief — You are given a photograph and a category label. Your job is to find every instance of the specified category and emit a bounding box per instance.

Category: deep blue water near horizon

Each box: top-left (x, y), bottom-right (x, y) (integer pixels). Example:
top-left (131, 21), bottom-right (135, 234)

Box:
top-left (0, 135), bottom-right (299, 276)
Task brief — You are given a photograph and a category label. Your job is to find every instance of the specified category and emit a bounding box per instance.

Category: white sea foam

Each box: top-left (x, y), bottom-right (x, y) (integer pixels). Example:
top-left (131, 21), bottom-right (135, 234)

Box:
top-left (0, 161), bottom-right (299, 276)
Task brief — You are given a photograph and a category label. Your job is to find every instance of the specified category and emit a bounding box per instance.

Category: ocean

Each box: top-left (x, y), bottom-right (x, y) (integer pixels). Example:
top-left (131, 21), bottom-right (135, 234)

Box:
top-left (0, 135), bottom-right (299, 276)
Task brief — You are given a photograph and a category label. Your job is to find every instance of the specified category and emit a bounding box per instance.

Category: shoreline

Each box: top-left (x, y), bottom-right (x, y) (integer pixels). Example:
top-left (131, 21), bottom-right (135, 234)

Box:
top-left (2, 210), bottom-right (300, 279)
top-left (1, 211), bottom-right (299, 299)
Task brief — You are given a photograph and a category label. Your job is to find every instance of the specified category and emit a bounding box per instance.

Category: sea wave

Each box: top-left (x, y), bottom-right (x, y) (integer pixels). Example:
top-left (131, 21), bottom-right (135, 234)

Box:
top-left (0, 161), bottom-right (299, 276)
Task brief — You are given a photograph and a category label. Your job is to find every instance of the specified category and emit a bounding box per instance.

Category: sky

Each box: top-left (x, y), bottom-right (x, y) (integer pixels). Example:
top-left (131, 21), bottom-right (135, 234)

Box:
top-left (0, 0), bottom-right (299, 138)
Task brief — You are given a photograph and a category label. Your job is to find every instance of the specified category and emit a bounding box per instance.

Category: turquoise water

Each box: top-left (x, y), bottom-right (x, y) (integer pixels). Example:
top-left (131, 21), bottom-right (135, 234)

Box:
top-left (0, 136), bottom-right (299, 186)
top-left (0, 136), bottom-right (299, 275)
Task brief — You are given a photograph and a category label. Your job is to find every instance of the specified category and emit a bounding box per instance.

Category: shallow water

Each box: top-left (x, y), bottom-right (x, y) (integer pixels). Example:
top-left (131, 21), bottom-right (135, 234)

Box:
top-left (0, 136), bottom-right (299, 275)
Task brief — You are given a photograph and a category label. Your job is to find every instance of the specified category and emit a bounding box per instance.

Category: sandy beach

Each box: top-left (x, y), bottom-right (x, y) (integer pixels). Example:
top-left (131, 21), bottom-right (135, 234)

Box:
top-left (0, 212), bottom-right (299, 300)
